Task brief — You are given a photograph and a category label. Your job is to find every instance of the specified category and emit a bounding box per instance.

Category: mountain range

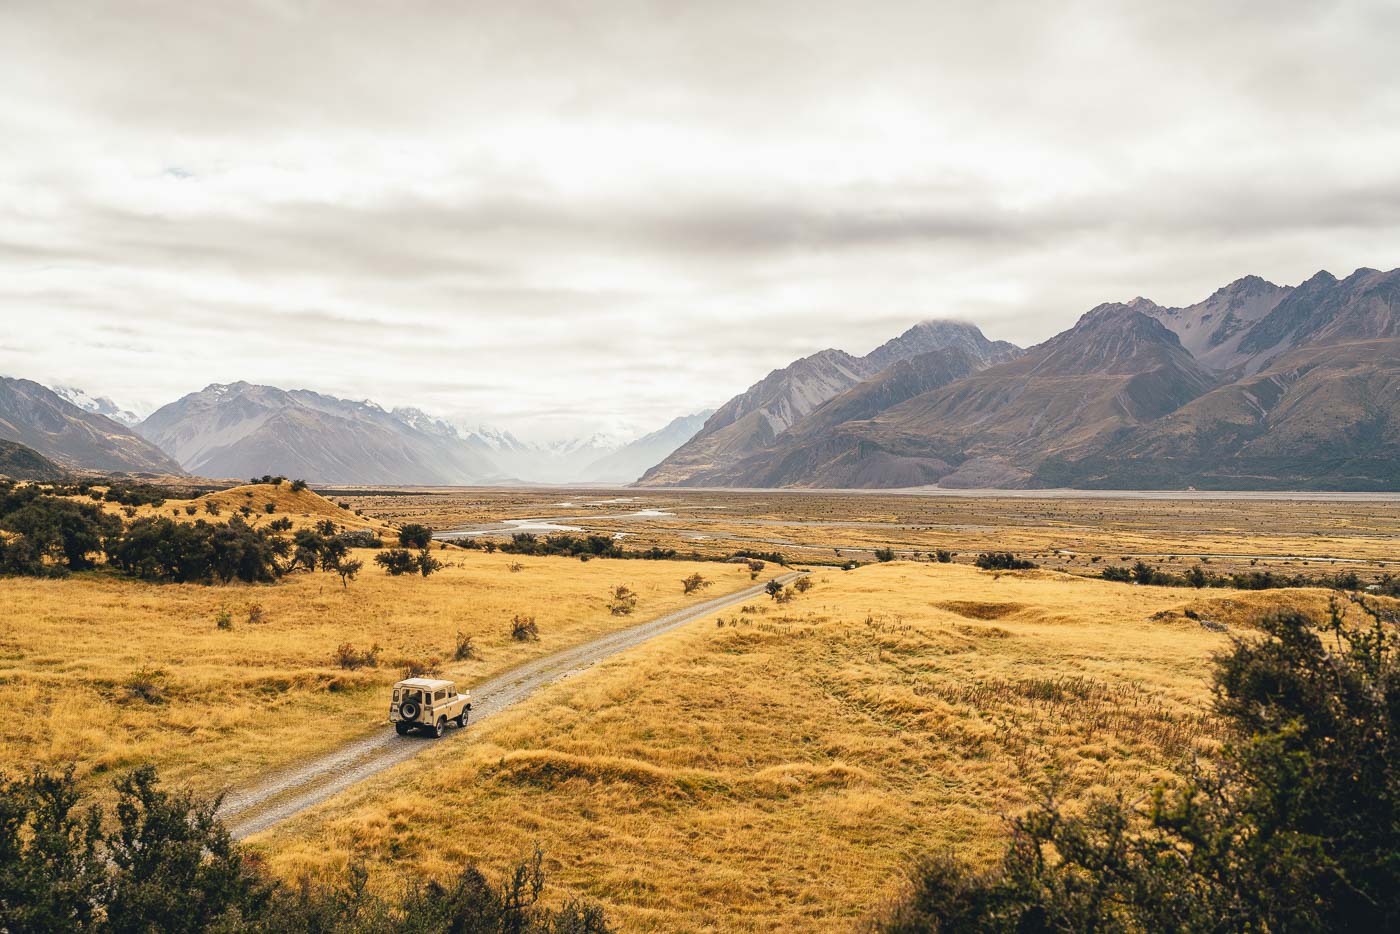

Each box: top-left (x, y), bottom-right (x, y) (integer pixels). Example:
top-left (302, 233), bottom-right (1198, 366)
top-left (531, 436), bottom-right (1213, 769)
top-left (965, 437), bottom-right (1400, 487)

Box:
top-left (639, 267), bottom-right (1399, 490)
top-left (3, 266), bottom-right (1396, 490)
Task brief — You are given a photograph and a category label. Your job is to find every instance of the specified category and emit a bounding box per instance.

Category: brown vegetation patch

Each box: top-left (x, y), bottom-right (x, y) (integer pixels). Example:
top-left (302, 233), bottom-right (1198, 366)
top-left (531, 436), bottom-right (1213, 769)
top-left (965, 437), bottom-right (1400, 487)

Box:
top-left (937, 601), bottom-right (1026, 620)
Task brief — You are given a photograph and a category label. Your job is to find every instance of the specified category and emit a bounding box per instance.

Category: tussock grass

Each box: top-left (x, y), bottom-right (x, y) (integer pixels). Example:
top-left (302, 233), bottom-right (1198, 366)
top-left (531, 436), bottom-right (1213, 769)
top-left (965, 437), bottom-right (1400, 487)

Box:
top-left (250, 562), bottom-right (1339, 931)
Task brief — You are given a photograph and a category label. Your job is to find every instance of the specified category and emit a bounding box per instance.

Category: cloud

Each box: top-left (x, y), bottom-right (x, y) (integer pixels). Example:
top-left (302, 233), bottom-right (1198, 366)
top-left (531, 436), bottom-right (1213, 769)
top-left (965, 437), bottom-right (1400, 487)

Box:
top-left (0, 0), bottom-right (1398, 440)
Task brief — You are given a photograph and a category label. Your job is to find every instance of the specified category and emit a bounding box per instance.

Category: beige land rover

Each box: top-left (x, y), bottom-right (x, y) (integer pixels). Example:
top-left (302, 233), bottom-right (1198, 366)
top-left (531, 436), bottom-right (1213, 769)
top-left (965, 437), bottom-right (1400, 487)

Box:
top-left (389, 677), bottom-right (471, 737)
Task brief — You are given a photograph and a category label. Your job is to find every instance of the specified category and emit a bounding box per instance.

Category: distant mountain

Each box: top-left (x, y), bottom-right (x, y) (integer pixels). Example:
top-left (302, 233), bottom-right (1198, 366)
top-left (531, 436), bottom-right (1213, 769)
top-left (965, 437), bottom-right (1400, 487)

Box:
top-left (462, 427), bottom-right (637, 484)
top-left (0, 439), bottom-right (64, 481)
top-left (0, 377), bottom-right (183, 475)
top-left (51, 386), bottom-right (145, 427)
top-left (136, 383), bottom-right (500, 484)
top-left (578, 410), bottom-right (714, 483)
top-left (640, 267), bottom-right (1400, 491)
top-left (638, 320), bottom-right (1018, 486)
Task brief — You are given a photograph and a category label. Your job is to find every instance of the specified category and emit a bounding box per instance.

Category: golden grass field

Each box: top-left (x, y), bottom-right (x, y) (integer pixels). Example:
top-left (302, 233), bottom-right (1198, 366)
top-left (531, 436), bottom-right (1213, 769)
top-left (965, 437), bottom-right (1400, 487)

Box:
top-left (0, 499), bottom-right (754, 797)
top-left (249, 562), bottom-right (1351, 932)
top-left (4, 482), bottom-right (1395, 930)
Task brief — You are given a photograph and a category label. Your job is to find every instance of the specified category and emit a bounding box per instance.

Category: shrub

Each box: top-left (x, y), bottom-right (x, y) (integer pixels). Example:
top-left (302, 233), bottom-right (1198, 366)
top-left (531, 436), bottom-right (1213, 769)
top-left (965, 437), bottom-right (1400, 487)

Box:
top-left (401, 655), bottom-right (442, 679)
top-left (874, 547), bottom-right (896, 562)
top-left (203, 500), bottom-right (221, 516)
top-left (215, 609), bottom-right (233, 631)
top-left (184, 505), bottom-right (197, 516)
top-left (933, 549), bottom-right (954, 563)
top-left (267, 516), bottom-right (293, 532)
top-left (608, 585), bottom-right (638, 616)
top-left (330, 555), bottom-right (362, 589)
top-left (375, 548), bottom-right (418, 576)
top-left (974, 552), bottom-right (1037, 571)
top-left (246, 603), bottom-right (265, 625)
top-left (773, 586), bottom-right (794, 605)
top-left (398, 523), bottom-right (434, 549)
top-left (682, 573), bottom-right (711, 595)
top-left (416, 548), bottom-right (442, 577)
top-left (764, 579), bottom-right (784, 599)
top-left (289, 478), bottom-right (308, 493)
top-left (334, 642), bottom-right (380, 670)
top-left (121, 667), bottom-right (166, 704)
top-left (746, 559), bottom-right (765, 580)
top-left (510, 615), bottom-right (539, 642)
top-left (793, 576), bottom-right (813, 593)
top-left (0, 766), bottom-right (610, 932)
top-left (454, 631), bottom-right (480, 660)
top-left (508, 561), bottom-right (524, 573)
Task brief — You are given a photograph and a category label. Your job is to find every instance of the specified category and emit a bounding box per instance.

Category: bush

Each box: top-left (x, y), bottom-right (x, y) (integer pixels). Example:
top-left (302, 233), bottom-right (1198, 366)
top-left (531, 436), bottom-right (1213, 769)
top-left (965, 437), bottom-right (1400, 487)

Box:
top-left (375, 548), bottom-right (418, 576)
top-left (0, 487), bottom-right (121, 574)
top-left (289, 479), bottom-right (308, 492)
top-left (765, 579), bottom-right (784, 599)
top-left (793, 576), bottom-right (813, 593)
top-left (215, 609), bottom-right (233, 631)
top-left (874, 547), bottom-right (896, 562)
top-left (510, 615), bottom-right (539, 642)
top-left (267, 516), bottom-right (293, 532)
top-left (608, 585), bottom-right (638, 616)
top-left (121, 667), bottom-right (167, 704)
top-left (398, 523), bottom-right (434, 549)
top-left (878, 599), bottom-right (1400, 932)
top-left (454, 631), bottom-right (480, 660)
top-left (746, 559), bottom-right (765, 581)
top-left (246, 603), bottom-right (265, 625)
top-left (974, 552), bottom-right (1037, 571)
top-left (0, 767), bottom-right (610, 931)
top-left (109, 516), bottom-right (287, 584)
top-left (334, 642), bottom-right (380, 670)
top-left (202, 500), bottom-right (221, 516)
top-left (933, 549), bottom-right (954, 563)
top-left (773, 586), bottom-right (794, 605)
top-left (184, 504), bottom-right (197, 516)
top-left (682, 572), bottom-right (711, 595)
top-left (401, 655), bottom-right (442, 679)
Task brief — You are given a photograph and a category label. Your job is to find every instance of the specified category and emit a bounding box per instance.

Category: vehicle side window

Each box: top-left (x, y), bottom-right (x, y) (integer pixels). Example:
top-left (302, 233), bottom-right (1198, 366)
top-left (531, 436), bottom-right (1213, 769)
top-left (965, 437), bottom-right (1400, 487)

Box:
top-left (434, 690), bottom-right (445, 702)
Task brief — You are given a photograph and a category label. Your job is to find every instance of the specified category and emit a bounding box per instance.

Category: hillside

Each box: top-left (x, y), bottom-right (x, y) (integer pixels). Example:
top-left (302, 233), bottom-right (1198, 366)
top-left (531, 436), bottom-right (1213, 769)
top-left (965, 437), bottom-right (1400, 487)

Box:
top-left (0, 439), bottom-right (64, 481)
top-left (638, 320), bottom-right (1018, 486)
top-left (578, 410), bottom-right (713, 483)
top-left (137, 383), bottom-right (500, 485)
top-left (0, 377), bottom-right (184, 475)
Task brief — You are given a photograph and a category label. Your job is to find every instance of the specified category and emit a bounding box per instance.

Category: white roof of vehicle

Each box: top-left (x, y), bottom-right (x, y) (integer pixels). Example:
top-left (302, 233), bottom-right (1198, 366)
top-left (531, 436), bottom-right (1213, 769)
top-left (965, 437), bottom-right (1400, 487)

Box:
top-left (396, 677), bottom-right (455, 690)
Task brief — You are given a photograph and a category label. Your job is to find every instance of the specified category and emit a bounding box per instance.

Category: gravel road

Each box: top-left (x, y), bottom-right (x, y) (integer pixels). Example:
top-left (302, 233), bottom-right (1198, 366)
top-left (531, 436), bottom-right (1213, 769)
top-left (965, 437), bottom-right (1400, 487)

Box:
top-left (218, 573), bottom-right (800, 839)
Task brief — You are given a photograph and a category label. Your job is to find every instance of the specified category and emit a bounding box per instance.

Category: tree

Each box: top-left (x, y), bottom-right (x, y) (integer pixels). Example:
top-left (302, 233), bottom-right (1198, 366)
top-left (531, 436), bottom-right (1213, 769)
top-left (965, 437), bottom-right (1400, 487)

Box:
top-left (399, 524), bottom-right (434, 549)
top-left (375, 548), bottom-right (418, 576)
top-left (330, 555), bottom-right (362, 589)
top-left (765, 579), bottom-right (784, 599)
top-left (289, 479), bottom-right (308, 493)
top-left (682, 573), bottom-right (711, 595)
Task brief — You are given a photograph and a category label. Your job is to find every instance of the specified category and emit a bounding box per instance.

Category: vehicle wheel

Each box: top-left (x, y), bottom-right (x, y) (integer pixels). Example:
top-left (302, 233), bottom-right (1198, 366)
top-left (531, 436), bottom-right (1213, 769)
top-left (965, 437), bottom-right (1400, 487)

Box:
top-left (399, 701), bottom-right (419, 721)
top-left (455, 710), bottom-right (469, 727)
top-left (432, 717), bottom-right (446, 738)
top-left (395, 722), bottom-right (411, 736)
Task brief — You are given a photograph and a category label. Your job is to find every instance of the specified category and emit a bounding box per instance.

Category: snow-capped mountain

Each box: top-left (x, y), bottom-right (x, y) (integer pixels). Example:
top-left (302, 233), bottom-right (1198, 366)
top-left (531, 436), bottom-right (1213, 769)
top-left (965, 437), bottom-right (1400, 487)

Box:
top-left (52, 386), bottom-right (146, 427)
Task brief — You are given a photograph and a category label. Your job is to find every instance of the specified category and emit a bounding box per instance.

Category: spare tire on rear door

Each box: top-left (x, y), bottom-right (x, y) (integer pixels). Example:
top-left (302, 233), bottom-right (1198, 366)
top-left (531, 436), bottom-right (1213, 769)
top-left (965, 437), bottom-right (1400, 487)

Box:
top-left (399, 700), bottom-right (420, 721)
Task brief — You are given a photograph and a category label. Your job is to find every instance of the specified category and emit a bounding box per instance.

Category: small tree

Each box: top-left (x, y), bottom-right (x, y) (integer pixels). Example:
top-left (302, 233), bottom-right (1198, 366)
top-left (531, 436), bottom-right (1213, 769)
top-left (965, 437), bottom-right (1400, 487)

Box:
top-left (331, 555), bottom-right (363, 589)
top-left (874, 547), bottom-right (896, 562)
top-left (454, 631), bottom-right (480, 660)
top-left (793, 576), bottom-right (813, 593)
top-left (746, 559), bottom-right (765, 581)
top-left (289, 479), bottom-right (308, 492)
top-left (417, 548), bottom-right (442, 577)
top-left (764, 579), bottom-right (784, 600)
top-left (375, 548), bottom-right (418, 576)
top-left (681, 573), bottom-right (711, 595)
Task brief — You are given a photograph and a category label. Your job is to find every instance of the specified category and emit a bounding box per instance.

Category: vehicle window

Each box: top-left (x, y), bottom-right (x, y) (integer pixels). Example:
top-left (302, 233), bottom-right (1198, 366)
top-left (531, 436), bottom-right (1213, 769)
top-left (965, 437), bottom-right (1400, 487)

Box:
top-left (434, 690), bottom-right (445, 701)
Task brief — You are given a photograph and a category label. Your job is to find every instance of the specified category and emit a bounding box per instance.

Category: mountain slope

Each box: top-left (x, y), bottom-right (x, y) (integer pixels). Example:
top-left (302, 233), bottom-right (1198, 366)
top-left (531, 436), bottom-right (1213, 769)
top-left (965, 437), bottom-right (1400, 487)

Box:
top-left (0, 377), bottom-right (183, 474)
top-left (0, 439), bottom-right (64, 481)
top-left (668, 267), bottom-right (1400, 491)
top-left (137, 383), bottom-right (499, 484)
top-left (578, 411), bottom-right (714, 483)
top-left (638, 320), bottom-right (1018, 486)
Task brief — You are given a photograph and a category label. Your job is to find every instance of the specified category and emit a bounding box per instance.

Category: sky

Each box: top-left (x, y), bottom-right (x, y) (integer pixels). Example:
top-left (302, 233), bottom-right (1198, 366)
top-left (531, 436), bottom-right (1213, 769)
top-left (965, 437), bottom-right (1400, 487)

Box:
top-left (2, 1), bottom-right (1399, 442)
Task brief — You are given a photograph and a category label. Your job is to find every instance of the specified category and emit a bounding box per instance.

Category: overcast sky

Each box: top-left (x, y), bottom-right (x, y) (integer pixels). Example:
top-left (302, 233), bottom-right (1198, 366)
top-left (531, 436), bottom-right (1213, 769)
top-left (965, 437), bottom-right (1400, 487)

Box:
top-left (2, 0), bottom-right (1398, 440)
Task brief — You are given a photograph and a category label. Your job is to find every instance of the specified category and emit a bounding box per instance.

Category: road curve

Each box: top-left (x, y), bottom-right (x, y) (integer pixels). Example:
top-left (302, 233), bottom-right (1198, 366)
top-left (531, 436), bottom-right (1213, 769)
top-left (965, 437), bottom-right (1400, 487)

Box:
top-left (218, 572), bottom-right (801, 839)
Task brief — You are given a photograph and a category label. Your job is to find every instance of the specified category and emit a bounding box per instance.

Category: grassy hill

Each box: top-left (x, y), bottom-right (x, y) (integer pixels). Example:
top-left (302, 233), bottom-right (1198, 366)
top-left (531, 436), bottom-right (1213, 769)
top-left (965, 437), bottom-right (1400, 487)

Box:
top-left (0, 439), bottom-right (63, 481)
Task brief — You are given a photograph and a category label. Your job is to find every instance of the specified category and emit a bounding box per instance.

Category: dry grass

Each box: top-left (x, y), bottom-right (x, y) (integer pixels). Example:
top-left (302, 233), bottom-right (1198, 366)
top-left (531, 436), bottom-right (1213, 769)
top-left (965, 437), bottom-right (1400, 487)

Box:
top-left (84, 482), bottom-right (394, 536)
top-left (250, 562), bottom-right (1336, 931)
top-left (0, 548), bottom-right (753, 797)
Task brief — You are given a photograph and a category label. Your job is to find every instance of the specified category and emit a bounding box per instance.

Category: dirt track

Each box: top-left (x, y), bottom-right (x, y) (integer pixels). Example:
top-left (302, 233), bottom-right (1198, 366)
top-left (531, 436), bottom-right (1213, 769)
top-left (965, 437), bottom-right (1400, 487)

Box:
top-left (218, 573), bottom-right (800, 839)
